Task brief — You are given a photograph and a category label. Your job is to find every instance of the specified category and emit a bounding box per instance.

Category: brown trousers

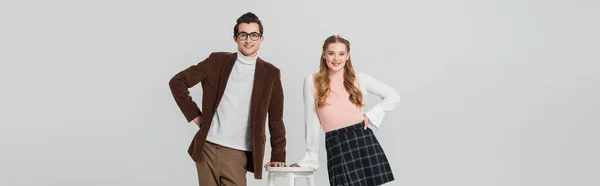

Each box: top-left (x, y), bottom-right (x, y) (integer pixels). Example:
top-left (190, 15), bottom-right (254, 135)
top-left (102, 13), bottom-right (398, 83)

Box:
top-left (196, 141), bottom-right (248, 186)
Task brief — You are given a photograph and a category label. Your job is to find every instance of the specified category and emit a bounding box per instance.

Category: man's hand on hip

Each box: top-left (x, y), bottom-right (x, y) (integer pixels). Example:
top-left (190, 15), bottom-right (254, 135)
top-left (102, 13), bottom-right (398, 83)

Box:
top-left (193, 116), bottom-right (201, 127)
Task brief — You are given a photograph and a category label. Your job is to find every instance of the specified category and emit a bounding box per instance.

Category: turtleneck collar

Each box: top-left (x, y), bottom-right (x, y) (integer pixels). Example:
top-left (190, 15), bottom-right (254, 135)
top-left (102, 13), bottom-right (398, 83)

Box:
top-left (236, 51), bottom-right (258, 65)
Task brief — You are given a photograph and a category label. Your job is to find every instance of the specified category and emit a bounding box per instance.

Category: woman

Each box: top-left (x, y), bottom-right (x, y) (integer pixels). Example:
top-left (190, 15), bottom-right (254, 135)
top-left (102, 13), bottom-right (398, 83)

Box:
top-left (290, 35), bottom-right (401, 186)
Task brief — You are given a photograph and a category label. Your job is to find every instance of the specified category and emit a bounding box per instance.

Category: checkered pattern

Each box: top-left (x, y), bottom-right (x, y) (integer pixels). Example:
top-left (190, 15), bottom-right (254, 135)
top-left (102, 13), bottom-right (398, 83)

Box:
top-left (325, 122), bottom-right (395, 186)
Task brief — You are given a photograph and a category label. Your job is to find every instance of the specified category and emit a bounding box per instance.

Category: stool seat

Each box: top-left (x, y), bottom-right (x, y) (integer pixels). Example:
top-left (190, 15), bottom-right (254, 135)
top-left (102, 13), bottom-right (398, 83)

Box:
top-left (266, 166), bottom-right (315, 172)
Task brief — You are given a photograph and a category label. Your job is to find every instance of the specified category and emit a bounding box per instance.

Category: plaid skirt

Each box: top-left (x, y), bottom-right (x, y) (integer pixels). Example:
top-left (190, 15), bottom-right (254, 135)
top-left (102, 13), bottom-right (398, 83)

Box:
top-left (326, 122), bottom-right (395, 186)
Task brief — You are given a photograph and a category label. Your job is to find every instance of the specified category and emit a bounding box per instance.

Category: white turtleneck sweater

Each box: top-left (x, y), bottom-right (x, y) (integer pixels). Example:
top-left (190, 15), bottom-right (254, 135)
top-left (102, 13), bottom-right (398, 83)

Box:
top-left (206, 51), bottom-right (257, 151)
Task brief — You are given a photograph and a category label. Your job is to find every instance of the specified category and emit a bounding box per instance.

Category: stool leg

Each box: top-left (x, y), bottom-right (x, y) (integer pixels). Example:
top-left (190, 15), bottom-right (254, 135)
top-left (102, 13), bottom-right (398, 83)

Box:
top-left (308, 174), bottom-right (315, 186)
top-left (267, 172), bottom-right (275, 186)
top-left (289, 174), bottom-right (295, 186)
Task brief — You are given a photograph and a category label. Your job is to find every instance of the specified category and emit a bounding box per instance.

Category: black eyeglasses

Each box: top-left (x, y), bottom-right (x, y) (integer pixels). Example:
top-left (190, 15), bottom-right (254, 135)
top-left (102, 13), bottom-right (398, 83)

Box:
top-left (236, 32), bottom-right (262, 41)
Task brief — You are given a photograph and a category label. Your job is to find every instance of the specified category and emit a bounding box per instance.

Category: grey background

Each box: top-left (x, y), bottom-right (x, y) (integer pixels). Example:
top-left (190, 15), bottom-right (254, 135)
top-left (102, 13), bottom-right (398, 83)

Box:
top-left (1, 0), bottom-right (599, 185)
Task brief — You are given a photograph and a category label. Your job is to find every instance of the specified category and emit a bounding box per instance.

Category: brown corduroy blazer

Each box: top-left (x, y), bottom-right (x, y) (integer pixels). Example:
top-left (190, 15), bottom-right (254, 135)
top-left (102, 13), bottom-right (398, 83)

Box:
top-left (169, 52), bottom-right (286, 179)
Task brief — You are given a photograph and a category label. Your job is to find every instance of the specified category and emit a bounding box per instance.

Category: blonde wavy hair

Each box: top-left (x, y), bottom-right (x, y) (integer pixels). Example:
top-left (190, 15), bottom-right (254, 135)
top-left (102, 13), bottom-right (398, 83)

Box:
top-left (315, 35), bottom-right (364, 108)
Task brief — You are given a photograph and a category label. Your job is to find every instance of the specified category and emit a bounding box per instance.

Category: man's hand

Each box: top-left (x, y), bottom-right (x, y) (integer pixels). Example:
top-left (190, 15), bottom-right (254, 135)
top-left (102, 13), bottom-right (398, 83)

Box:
top-left (363, 114), bottom-right (370, 130)
top-left (193, 116), bottom-right (201, 127)
top-left (264, 162), bottom-right (286, 168)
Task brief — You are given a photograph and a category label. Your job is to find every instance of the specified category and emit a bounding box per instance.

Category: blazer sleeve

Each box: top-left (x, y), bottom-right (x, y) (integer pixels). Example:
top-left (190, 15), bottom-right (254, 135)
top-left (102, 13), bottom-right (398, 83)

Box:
top-left (169, 53), bottom-right (215, 122)
top-left (268, 68), bottom-right (287, 162)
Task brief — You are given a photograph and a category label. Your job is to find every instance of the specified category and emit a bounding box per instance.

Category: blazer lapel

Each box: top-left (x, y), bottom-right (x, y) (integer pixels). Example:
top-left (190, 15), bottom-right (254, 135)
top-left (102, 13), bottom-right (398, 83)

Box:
top-left (214, 53), bottom-right (237, 109)
top-left (249, 58), bottom-right (266, 122)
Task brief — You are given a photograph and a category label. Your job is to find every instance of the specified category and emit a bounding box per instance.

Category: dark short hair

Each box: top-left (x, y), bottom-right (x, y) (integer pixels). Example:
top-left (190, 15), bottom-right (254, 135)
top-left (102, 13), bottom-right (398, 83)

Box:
top-left (234, 12), bottom-right (263, 36)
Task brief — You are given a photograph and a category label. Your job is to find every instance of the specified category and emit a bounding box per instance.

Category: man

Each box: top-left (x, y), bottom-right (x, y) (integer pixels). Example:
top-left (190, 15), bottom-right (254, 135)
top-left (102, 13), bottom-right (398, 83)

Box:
top-left (169, 12), bottom-right (286, 186)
